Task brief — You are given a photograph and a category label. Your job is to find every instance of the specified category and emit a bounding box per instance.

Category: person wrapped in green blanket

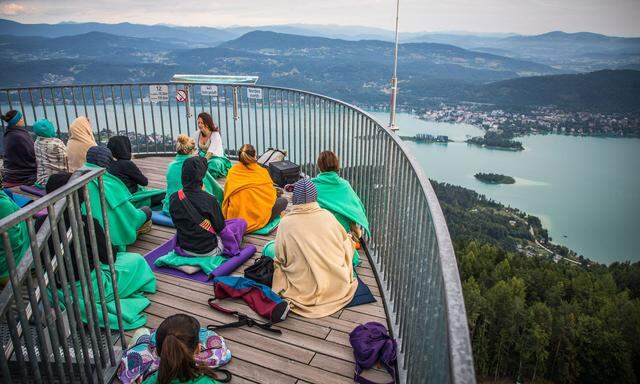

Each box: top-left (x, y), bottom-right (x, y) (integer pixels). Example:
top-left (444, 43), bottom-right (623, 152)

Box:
top-left (83, 146), bottom-right (152, 249)
top-left (0, 173), bottom-right (30, 287)
top-left (52, 215), bottom-right (156, 330)
top-left (107, 135), bottom-right (165, 209)
top-left (162, 134), bottom-right (224, 216)
top-left (311, 151), bottom-right (370, 266)
top-left (194, 112), bottom-right (232, 179)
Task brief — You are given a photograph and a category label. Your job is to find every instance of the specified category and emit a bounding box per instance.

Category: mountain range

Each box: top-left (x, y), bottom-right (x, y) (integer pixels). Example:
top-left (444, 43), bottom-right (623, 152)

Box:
top-left (0, 19), bottom-right (638, 113)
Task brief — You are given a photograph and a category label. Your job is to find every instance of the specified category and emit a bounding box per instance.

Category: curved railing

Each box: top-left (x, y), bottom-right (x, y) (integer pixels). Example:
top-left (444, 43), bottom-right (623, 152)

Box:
top-left (0, 83), bottom-right (475, 383)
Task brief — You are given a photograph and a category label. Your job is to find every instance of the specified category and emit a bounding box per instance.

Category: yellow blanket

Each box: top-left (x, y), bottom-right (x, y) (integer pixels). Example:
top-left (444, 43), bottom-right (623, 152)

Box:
top-left (222, 162), bottom-right (276, 232)
top-left (272, 202), bottom-right (357, 318)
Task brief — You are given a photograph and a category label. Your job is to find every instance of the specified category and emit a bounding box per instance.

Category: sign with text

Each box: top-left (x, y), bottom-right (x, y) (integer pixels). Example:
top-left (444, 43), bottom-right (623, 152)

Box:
top-left (149, 85), bottom-right (169, 103)
top-left (200, 85), bottom-right (218, 97)
top-left (247, 87), bottom-right (263, 100)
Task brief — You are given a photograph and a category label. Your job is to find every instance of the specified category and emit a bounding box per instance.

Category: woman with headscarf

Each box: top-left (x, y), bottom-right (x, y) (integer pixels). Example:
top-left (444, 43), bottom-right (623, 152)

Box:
top-left (32, 118), bottom-right (68, 187)
top-left (193, 112), bottom-right (231, 179)
top-left (107, 135), bottom-right (165, 208)
top-left (67, 116), bottom-right (97, 172)
top-left (83, 146), bottom-right (152, 249)
top-left (1, 110), bottom-right (36, 186)
top-left (0, 173), bottom-right (30, 287)
top-left (272, 178), bottom-right (357, 318)
top-left (222, 144), bottom-right (287, 233)
top-left (162, 134), bottom-right (223, 216)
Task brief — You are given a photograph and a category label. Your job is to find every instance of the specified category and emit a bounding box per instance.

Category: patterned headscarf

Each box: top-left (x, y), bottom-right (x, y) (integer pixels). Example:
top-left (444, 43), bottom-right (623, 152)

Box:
top-left (292, 178), bottom-right (317, 205)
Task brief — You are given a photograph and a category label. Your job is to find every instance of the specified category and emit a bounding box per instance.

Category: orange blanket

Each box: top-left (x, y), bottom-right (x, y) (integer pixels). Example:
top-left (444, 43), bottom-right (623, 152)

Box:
top-left (222, 163), bottom-right (276, 232)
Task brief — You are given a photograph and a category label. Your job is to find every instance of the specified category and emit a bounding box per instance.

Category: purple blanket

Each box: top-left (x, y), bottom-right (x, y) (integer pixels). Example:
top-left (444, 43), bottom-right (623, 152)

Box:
top-left (20, 185), bottom-right (46, 197)
top-left (144, 237), bottom-right (256, 283)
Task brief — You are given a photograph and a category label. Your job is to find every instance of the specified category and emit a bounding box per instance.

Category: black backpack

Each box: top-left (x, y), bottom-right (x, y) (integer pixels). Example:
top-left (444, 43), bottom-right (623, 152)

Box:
top-left (244, 256), bottom-right (274, 287)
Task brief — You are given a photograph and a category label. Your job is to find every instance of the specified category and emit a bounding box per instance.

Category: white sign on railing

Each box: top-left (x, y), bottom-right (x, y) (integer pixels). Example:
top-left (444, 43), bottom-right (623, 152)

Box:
top-left (247, 87), bottom-right (263, 100)
top-left (201, 85), bottom-right (218, 97)
top-left (149, 85), bottom-right (169, 103)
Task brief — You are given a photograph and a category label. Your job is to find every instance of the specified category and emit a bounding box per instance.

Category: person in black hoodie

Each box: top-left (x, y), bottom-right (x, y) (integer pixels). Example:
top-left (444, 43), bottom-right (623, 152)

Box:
top-left (169, 156), bottom-right (225, 256)
top-left (107, 135), bottom-right (164, 207)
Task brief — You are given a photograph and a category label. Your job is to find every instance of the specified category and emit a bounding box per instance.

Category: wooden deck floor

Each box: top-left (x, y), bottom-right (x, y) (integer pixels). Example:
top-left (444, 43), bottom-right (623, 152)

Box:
top-left (125, 156), bottom-right (391, 384)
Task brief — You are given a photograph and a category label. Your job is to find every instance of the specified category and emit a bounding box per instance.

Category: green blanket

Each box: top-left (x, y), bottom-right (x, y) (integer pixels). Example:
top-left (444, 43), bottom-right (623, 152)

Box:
top-left (54, 252), bottom-right (156, 330)
top-left (198, 149), bottom-right (232, 179)
top-left (154, 251), bottom-right (227, 275)
top-left (0, 191), bottom-right (30, 282)
top-left (312, 171), bottom-right (370, 236)
top-left (162, 154), bottom-right (224, 215)
top-left (84, 164), bottom-right (148, 248)
top-left (129, 186), bottom-right (166, 209)
top-left (251, 215), bottom-right (281, 235)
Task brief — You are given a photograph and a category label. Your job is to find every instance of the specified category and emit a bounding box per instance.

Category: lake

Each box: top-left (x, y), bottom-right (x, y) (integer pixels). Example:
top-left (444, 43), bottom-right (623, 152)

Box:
top-left (368, 111), bottom-right (640, 265)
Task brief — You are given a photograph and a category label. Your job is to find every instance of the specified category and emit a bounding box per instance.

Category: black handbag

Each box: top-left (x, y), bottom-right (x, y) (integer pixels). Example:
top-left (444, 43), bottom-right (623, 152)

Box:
top-left (244, 256), bottom-right (274, 287)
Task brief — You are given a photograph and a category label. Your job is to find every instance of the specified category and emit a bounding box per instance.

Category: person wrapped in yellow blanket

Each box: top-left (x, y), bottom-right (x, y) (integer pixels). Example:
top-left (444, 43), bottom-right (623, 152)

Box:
top-left (222, 144), bottom-right (287, 233)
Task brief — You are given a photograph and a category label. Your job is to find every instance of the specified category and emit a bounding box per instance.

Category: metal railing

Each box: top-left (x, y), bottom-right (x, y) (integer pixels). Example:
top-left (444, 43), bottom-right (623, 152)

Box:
top-left (0, 167), bottom-right (125, 383)
top-left (0, 82), bottom-right (475, 383)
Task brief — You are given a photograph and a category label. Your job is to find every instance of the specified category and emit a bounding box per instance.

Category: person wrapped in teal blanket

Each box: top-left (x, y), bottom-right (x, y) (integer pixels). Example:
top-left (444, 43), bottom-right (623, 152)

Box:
top-left (83, 146), bottom-right (152, 249)
top-left (162, 134), bottom-right (224, 215)
top-left (53, 216), bottom-right (156, 330)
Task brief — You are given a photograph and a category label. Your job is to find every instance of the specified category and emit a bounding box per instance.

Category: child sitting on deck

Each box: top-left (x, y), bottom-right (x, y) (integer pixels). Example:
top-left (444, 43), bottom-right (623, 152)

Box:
top-left (162, 134), bottom-right (223, 216)
top-left (272, 179), bottom-right (357, 318)
top-left (33, 118), bottom-right (68, 187)
top-left (170, 156), bottom-right (226, 258)
top-left (84, 146), bottom-right (153, 248)
top-left (222, 144), bottom-right (287, 233)
top-left (107, 135), bottom-right (165, 208)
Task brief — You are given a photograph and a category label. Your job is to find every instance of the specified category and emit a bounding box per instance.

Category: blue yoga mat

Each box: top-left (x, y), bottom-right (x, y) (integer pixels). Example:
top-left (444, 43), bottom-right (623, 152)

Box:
top-left (346, 276), bottom-right (376, 308)
top-left (151, 211), bottom-right (174, 228)
top-left (4, 189), bottom-right (32, 208)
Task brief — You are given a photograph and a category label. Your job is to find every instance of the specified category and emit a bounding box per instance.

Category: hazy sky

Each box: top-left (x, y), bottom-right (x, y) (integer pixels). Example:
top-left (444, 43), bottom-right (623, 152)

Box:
top-left (1, 0), bottom-right (639, 36)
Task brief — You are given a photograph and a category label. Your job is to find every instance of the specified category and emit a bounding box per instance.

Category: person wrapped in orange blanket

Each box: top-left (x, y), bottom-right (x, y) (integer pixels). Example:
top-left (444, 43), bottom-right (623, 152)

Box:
top-left (222, 144), bottom-right (287, 233)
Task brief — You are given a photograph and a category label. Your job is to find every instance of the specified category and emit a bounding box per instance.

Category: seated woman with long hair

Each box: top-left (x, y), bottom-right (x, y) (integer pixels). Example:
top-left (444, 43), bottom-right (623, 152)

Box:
top-left (33, 118), bottom-right (68, 187)
top-left (162, 134), bottom-right (223, 216)
top-left (222, 144), bottom-right (287, 233)
top-left (193, 112), bottom-right (232, 179)
top-left (1, 110), bottom-right (36, 186)
top-left (67, 116), bottom-right (97, 172)
top-left (272, 179), bottom-right (357, 318)
top-left (143, 314), bottom-right (230, 384)
top-left (83, 146), bottom-right (152, 249)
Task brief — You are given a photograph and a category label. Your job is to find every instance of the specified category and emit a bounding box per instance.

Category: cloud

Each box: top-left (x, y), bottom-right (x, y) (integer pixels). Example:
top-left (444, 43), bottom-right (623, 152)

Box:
top-left (1, 3), bottom-right (25, 15)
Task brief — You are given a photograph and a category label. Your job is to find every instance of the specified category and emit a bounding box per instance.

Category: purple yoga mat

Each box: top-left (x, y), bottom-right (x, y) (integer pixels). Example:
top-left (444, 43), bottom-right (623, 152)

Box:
top-left (20, 185), bottom-right (46, 197)
top-left (144, 235), bottom-right (256, 284)
top-left (211, 245), bottom-right (256, 278)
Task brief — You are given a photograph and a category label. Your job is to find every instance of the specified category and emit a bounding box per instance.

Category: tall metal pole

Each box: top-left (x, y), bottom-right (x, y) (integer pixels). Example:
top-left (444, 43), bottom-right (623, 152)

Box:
top-left (389, 0), bottom-right (400, 131)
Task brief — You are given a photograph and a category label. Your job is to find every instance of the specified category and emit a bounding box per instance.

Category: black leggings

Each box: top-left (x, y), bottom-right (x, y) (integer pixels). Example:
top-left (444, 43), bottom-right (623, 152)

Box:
top-left (149, 192), bottom-right (165, 208)
top-left (269, 197), bottom-right (288, 222)
top-left (140, 206), bottom-right (152, 221)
